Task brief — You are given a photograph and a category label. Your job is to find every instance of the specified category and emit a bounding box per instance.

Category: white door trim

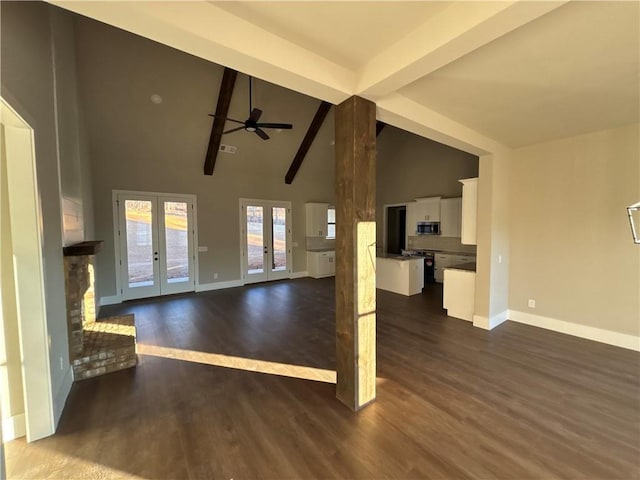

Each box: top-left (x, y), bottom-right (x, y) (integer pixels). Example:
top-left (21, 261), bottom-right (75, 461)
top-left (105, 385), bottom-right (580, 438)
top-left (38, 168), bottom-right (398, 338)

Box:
top-left (239, 198), bottom-right (293, 284)
top-left (382, 202), bottom-right (408, 254)
top-left (1, 97), bottom-right (55, 442)
top-left (113, 190), bottom-right (198, 300)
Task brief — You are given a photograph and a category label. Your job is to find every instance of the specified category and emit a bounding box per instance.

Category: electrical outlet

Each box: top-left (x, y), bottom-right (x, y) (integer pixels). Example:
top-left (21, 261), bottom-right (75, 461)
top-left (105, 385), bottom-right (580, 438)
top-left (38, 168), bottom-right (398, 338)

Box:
top-left (59, 356), bottom-right (64, 371)
top-left (214, 273), bottom-right (218, 279)
top-left (498, 255), bottom-right (503, 264)
top-left (528, 299), bottom-right (536, 309)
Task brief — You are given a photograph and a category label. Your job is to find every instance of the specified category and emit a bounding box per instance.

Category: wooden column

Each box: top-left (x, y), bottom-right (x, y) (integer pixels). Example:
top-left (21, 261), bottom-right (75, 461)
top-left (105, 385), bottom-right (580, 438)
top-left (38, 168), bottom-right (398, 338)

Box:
top-left (334, 96), bottom-right (377, 411)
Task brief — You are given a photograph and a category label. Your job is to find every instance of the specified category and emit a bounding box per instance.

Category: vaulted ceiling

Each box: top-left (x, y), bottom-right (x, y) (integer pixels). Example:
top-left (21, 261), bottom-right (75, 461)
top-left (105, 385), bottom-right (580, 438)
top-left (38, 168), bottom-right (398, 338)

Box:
top-left (51, 1), bottom-right (639, 155)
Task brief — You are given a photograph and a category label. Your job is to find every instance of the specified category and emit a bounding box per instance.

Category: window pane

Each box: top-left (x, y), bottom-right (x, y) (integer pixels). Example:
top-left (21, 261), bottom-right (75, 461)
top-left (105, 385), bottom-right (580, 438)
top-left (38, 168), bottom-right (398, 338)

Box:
top-left (328, 208), bottom-right (335, 223)
top-left (125, 200), bottom-right (154, 287)
top-left (272, 207), bottom-right (286, 271)
top-left (327, 224), bottom-right (336, 239)
top-left (164, 201), bottom-right (189, 283)
top-left (247, 206), bottom-right (264, 274)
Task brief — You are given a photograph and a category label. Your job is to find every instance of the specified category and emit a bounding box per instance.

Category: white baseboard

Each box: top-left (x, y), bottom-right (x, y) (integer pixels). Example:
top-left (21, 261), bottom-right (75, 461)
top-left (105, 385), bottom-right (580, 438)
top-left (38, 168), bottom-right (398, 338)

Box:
top-left (508, 310), bottom-right (640, 351)
top-left (196, 280), bottom-right (243, 292)
top-left (290, 271), bottom-right (308, 279)
top-left (2, 413), bottom-right (26, 441)
top-left (53, 366), bottom-right (73, 428)
top-left (473, 310), bottom-right (508, 330)
top-left (99, 295), bottom-right (121, 306)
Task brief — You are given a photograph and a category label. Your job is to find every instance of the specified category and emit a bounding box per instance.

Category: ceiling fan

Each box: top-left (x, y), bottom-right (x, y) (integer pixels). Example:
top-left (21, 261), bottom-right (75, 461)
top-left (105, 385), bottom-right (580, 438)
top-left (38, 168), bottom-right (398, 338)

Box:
top-left (209, 76), bottom-right (293, 140)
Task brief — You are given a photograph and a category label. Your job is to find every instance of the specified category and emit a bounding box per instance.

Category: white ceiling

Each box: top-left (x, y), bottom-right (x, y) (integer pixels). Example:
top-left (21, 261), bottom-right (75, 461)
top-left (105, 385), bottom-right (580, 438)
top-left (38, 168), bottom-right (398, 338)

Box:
top-left (399, 1), bottom-right (640, 148)
top-left (52, 0), bottom-right (639, 154)
top-left (214, 2), bottom-right (453, 70)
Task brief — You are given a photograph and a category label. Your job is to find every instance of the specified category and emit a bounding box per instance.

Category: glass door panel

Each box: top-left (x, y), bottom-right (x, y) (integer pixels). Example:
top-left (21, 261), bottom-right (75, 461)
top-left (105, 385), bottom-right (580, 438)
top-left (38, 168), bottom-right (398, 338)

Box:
top-left (271, 207), bottom-right (287, 273)
top-left (120, 195), bottom-right (160, 300)
top-left (159, 199), bottom-right (195, 295)
top-left (163, 201), bottom-right (189, 283)
top-left (125, 200), bottom-right (155, 287)
top-left (245, 205), bottom-right (266, 282)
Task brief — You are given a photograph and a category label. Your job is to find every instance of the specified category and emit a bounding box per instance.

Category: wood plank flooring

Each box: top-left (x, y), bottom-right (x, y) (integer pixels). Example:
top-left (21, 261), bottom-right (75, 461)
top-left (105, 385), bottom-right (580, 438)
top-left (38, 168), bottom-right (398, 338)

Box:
top-left (7, 278), bottom-right (640, 479)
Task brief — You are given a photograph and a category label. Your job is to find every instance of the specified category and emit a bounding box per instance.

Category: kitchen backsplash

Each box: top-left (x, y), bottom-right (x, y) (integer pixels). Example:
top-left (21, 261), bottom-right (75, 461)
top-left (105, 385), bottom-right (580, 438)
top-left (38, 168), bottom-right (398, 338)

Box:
top-left (306, 236), bottom-right (336, 251)
top-left (407, 236), bottom-right (477, 254)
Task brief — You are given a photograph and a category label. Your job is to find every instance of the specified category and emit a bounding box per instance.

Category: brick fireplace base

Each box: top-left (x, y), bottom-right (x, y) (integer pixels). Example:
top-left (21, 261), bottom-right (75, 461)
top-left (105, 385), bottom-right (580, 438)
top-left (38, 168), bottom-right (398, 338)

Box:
top-left (72, 315), bottom-right (138, 381)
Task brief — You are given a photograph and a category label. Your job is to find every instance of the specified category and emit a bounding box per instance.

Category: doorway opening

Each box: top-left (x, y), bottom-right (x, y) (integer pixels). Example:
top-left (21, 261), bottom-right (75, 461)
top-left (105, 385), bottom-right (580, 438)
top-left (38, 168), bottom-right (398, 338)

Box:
top-left (114, 191), bottom-right (197, 301)
top-left (240, 199), bottom-right (292, 284)
top-left (385, 205), bottom-right (407, 255)
top-left (1, 97), bottom-right (55, 443)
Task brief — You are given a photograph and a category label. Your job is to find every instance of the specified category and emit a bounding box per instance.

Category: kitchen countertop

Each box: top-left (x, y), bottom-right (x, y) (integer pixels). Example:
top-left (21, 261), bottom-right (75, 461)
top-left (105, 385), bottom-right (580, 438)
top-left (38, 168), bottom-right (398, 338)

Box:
top-left (377, 253), bottom-right (423, 261)
top-left (404, 249), bottom-right (476, 256)
top-left (444, 262), bottom-right (477, 272)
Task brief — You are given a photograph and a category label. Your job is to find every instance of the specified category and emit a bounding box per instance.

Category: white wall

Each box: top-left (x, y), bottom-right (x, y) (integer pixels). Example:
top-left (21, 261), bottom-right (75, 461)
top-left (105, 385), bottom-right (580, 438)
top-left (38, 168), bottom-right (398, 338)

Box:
top-left (73, 16), bottom-right (335, 299)
top-left (508, 124), bottom-right (640, 337)
top-left (475, 150), bottom-right (511, 327)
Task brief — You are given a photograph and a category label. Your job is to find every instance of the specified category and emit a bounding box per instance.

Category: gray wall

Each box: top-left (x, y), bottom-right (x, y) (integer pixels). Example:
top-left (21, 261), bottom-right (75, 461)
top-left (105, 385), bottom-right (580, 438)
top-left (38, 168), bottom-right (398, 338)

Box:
top-left (376, 125), bottom-right (479, 249)
top-left (1, 2), bottom-right (94, 425)
top-left (73, 16), bottom-right (335, 299)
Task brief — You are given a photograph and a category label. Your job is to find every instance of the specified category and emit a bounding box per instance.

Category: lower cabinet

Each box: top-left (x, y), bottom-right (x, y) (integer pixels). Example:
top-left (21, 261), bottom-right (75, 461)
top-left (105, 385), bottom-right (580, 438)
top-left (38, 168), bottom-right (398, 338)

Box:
top-left (307, 251), bottom-right (335, 278)
top-left (435, 254), bottom-right (452, 283)
top-left (443, 268), bottom-right (476, 322)
top-left (435, 253), bottom-right (475, 283)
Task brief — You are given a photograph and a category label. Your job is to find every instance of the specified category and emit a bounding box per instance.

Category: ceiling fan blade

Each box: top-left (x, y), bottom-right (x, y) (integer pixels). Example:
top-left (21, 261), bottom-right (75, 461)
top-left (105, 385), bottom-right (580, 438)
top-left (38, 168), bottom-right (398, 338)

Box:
top-left (256, 123), bottom-right (293, 130)
top-left (208, 114), bottom-right (245, 125)
top-left (223, 126), bottom-right (246, 134)
top-left (249, 108), bottom-right (263, 122)
top-left (255, 128), bottom-right (270, 140)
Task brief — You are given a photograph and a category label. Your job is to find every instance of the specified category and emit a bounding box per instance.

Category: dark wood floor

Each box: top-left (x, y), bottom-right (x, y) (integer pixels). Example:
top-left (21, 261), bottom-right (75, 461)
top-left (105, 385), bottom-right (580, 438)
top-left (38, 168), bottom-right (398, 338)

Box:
top-left (7, 278), bottom-right (640, 479)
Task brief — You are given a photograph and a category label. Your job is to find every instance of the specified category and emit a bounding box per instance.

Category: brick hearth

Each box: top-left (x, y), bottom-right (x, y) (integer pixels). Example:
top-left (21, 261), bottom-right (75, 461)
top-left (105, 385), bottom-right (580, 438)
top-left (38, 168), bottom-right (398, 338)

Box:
top-left (63, 242), bottom-right (137, 381)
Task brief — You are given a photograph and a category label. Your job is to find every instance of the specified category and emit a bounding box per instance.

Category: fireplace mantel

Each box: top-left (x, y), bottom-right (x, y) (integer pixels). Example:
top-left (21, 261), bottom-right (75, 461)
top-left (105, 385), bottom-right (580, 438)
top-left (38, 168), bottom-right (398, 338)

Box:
top-left (63, 240), bottom-right (103, 256)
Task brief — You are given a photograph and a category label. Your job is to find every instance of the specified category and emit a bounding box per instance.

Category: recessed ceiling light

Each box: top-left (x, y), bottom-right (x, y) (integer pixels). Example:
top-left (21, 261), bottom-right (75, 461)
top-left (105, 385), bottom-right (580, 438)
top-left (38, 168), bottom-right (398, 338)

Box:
top-left (150, 94), bottom-right (163, 104)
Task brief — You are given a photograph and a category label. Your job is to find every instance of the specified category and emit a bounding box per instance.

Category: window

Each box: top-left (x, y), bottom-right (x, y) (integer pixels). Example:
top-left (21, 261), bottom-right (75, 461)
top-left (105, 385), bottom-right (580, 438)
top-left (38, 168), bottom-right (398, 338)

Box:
top-left (327, 207), bottom-right (336, 239)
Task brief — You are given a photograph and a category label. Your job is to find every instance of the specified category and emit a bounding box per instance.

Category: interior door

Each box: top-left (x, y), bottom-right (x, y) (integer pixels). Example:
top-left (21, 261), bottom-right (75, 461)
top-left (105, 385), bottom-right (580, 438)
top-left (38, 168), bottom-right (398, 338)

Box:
top-left (241, 199), bottom-right (291, 284)
top-left (117, 192), bottom-right (196, 300)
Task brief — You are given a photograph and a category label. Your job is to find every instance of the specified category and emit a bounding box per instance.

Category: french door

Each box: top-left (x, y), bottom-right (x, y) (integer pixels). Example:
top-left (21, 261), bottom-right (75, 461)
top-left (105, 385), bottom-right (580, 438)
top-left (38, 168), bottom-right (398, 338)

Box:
top-left (240, 199), bottom-right (292, 284)
top-left (115, 191), bottom-right (196, 300)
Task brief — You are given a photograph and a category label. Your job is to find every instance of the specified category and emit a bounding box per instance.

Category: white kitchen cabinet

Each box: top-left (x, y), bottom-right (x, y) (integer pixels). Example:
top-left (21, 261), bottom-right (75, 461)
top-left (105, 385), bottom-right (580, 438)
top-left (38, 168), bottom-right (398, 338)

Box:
top-left (452, 254), bottom-right (474, 265)
top-left (307, 250), bottom-right (335, 278)
top-left (305, 202), bottom-right (329, 237)
top-left (435, 253), bottom-right (475, 283)
top-left (440, 197), bottom-right (462, 237)
top-left (434, 253), bottom-right (453, 283)
top-left (414, 196), bottom-right (441, 222)
top-left (443, 268), bottom-right (476, 322)
top-left (459, 178), bottom-right (478, 245)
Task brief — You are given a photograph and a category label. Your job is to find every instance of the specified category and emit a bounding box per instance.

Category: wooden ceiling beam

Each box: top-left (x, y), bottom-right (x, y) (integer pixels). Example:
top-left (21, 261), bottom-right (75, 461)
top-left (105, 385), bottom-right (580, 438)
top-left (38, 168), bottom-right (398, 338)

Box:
top-left (285, 101), bottom-right (332, 184)
top-left (204, 67), bottom-right (238, 175)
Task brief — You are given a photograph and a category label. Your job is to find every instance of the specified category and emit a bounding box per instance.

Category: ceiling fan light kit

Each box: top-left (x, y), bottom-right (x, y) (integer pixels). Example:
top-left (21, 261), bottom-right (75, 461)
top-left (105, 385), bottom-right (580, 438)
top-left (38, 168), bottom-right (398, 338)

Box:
top-left (208, 76), bottom-right (293, 140)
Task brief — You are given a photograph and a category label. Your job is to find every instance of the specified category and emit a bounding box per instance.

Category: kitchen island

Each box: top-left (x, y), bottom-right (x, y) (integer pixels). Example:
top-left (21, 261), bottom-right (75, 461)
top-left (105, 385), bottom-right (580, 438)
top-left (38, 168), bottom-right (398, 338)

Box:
top-left (376, 254), bottom-right (424, 296)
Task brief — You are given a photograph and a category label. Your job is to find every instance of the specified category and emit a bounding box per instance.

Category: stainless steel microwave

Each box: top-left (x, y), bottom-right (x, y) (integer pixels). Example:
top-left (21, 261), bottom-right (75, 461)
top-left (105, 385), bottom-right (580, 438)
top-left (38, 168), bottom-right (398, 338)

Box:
top-left (416, 221), bottom-right (440, 235)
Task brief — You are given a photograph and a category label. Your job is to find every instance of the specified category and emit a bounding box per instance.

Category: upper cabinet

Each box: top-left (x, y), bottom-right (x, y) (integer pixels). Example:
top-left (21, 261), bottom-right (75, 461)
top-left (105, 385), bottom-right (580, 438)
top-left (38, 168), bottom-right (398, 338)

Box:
top-left (414, 196), bottom-right (441, 222)
top-left (459, 178), bottom-right (478, 245)
top-left (305, 202), bottom-right (329, 237)
top-left (440, 197), bottom-right (462, 238)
